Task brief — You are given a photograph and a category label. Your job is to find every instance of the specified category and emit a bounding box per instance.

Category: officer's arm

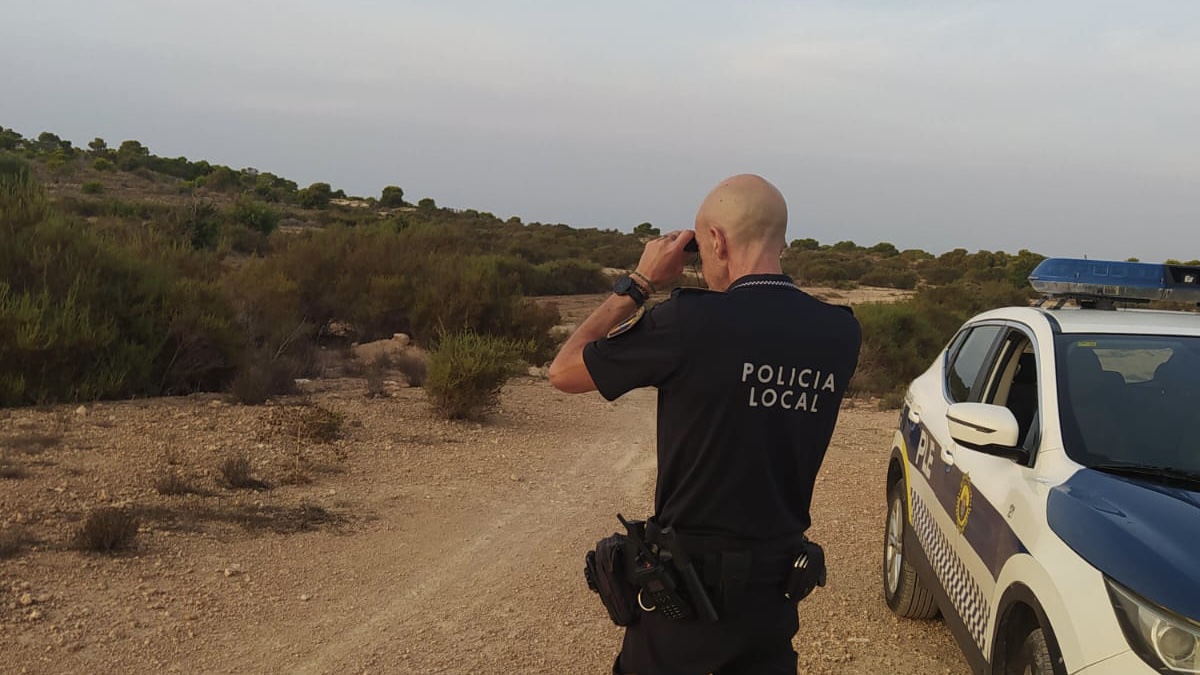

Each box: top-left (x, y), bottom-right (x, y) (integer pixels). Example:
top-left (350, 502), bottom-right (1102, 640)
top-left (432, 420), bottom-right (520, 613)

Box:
top-left (550, 230), bottom-right (694, 394)
top-left (548, 293), bottom-right (641, 394)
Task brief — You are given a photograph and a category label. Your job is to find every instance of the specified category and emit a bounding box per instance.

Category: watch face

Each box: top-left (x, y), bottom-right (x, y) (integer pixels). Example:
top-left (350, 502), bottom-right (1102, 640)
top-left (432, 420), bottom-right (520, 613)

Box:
top-left (613, 276), bottom-right (634, 294)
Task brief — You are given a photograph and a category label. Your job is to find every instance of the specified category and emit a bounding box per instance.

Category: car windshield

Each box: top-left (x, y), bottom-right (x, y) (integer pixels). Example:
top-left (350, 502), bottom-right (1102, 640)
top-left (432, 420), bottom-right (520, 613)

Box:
top-left (1056, 333), bottom-right (1200, 478)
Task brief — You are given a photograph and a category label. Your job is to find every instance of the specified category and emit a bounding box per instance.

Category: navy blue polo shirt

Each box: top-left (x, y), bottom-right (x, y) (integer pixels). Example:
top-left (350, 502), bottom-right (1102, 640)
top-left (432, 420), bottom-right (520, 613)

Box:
top-left (583, 274), bottom-right (862, 542)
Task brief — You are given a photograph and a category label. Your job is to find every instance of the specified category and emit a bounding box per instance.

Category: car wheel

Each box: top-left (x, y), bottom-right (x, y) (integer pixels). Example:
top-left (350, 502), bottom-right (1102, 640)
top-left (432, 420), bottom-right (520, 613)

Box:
top-left (1010, 627), bottom-right (1061, 675)
top-left (883, 478), bottom-right (939, 619)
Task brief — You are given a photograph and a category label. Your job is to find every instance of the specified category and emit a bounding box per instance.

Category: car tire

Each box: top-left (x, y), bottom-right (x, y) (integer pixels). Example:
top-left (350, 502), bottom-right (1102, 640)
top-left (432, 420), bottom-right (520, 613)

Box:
top-left (1009, 627), bottom-right (1062, 675)
top-left (883, 479), bottom-right (940, 619)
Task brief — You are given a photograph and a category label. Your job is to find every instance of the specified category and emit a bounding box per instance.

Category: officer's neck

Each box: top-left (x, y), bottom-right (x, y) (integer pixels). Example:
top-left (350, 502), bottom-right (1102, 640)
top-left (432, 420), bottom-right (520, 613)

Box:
top-left (717, 253), bottom-right (785, 291)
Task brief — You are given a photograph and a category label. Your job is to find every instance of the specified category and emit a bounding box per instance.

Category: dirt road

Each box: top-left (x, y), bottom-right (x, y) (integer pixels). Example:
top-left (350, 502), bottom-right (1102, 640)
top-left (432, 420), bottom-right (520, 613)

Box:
top-left (1, 378), bottom-right (967, 674)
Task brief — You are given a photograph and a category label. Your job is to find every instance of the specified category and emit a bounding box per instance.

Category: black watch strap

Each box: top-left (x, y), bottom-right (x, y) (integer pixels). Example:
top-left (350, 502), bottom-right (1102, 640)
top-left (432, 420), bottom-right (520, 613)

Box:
top-left (613, 276), bottom-right (648, 307)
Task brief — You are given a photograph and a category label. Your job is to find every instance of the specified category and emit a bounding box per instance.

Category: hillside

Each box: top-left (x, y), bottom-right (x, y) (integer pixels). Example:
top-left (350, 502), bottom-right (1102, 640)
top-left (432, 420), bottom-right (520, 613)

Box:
top-left (3, 123), bottom-right (1151, 411)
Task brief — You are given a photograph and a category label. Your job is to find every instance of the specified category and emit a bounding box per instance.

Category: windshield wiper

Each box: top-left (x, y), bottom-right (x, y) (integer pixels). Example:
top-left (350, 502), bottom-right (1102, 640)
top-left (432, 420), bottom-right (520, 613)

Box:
top-left (1091, 462), bottom-right (1200, 487)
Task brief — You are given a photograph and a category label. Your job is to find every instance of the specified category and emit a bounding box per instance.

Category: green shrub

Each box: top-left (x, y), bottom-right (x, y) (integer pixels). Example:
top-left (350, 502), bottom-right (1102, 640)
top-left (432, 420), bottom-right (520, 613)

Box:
top-left (425, 331), bottom-right (524, 419)
top-left (528, 258), bottom-right (610, 295)
top-left (170, 199), bottom-right (222, 250)
top-left (81, 181), bottom-right (104, 195)
top-left (92, 157), bottom-right (114, 172)
top-left (229, 197), bottom-right (280, 236)
top-left (852, 280), bottom-right (1034, 403)
top-left (0, 154), bottom-right (46, 237)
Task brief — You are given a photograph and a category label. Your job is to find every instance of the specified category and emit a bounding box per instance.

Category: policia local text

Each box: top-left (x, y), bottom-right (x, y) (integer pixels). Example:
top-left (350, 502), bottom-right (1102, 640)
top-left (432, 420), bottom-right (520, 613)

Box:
top-left (742, 362), bottom-right (837, 413)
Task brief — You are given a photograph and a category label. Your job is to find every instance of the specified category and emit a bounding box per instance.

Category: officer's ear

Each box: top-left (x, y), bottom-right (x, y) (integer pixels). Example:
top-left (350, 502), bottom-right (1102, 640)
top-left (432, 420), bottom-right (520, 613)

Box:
top-left (711, 226), bottom-right (730, 262)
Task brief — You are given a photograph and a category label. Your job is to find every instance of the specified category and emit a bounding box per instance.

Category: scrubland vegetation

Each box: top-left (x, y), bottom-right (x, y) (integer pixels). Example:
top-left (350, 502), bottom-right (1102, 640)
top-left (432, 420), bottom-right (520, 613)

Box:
top-left (8, 124), bottom-right (1190, 412)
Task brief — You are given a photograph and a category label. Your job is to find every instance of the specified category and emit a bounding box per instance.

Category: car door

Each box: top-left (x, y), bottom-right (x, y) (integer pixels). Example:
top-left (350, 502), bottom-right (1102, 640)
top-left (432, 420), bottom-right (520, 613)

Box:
top-left (945, 325), bottom-right (1043, 661)
top-left (904, 322), bottom-right (1005, 661)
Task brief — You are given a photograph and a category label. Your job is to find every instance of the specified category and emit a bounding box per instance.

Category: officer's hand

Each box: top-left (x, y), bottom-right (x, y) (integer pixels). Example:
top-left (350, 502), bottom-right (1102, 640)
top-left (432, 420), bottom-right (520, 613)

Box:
top-left (635, 230), bottom-right (695, 290)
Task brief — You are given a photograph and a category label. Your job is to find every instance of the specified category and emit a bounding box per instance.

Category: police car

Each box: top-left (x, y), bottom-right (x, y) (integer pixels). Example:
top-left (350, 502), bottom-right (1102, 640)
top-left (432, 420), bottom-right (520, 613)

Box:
top-left (882, 258), bottom-right (1200, 674)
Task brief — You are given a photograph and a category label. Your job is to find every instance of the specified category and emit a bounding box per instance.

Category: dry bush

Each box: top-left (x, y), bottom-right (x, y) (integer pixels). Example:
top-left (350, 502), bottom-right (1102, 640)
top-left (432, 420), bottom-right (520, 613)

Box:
top-left (228, 353), bottom-right (298, 405)
top-left (394, 352), bottom-right (428, 387)
top-left (154, 467), bottom-right (204, 496)
top-left (217, 452), bottom-right (270, 491)
top-left (0, 454), bottom-right (26, 479)
top-left (0, 526), bottom-right (29, 559)
top-left (262, 401), bottom-right (344, 444)
top-left (363, 354), bottom-right (390, 398)
top-left (72, 508), bottom-right (139, 553)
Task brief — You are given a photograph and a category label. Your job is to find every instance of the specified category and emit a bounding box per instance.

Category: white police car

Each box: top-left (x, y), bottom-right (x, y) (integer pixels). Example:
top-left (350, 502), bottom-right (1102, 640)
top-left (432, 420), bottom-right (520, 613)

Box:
top-left (882, 258), bottom-right (1200, 674)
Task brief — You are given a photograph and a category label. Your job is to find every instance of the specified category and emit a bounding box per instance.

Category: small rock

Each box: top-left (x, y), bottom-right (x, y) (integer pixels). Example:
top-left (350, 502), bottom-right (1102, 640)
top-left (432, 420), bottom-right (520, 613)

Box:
top-left (28, 609), bottom-right (43, 621)
top-left (510, 475), bottom-right (522, 482)
top-left (299, 594), bottom-right (311, 602)
top-left (222, 566), bottom-right (242, 578)
top-left (74, 405), bottom-right (88, 416)
top-left (18, 593), bottom-right (34, 606)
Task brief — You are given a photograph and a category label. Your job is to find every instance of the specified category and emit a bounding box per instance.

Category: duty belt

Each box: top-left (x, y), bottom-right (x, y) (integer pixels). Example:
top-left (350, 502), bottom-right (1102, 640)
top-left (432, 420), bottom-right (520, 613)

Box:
top-left (643, 520), bottom-right (809, 609)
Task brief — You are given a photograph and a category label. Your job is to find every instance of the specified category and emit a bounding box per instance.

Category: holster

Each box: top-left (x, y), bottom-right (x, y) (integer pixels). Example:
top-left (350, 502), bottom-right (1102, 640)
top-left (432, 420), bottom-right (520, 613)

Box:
top-left (584, 533), bottom-right (639, 626)
top-left (782, 539), bottom-right (827, 603)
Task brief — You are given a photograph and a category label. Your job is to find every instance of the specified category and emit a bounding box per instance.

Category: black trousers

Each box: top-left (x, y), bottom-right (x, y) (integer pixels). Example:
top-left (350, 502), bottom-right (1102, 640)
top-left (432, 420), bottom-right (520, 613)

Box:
top-left (613, 582), bottom-right (800, 675)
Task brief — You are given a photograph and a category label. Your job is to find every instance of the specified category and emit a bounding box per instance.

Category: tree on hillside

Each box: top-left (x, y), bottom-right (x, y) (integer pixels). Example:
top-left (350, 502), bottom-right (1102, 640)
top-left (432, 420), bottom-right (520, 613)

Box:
top-left (417, 197), bottom-right (437, 211)
top-left (380, 185), bottom-right (406, 207)
top-left (0, 127), bottom-right (23, 151)
top-left (633, 222), bottom-right (660, 237)
top-left (116, 140), bottom-right (150, 170)
top-left (298, 182), bottom-right (333, 209)
top-left (88, 137), bottom-right (110, 156)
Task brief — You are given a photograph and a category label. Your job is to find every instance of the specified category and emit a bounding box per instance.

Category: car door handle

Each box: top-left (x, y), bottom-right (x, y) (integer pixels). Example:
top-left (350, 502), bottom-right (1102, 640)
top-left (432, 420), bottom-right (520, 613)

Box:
top-left (908, 409), bottom-right (921, 424)
top-left (941, 446), bottom-right (955, 467)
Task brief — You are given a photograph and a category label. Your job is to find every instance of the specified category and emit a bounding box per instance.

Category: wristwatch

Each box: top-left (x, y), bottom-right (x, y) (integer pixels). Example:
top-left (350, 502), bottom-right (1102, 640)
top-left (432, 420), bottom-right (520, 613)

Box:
top-left (613, 276), bottom-right (649, 307)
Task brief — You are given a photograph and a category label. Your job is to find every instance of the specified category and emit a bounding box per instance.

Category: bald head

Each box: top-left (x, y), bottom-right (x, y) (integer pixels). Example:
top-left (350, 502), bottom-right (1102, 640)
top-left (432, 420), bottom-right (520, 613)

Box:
top-left (695, 174), bottom-right (788, 251)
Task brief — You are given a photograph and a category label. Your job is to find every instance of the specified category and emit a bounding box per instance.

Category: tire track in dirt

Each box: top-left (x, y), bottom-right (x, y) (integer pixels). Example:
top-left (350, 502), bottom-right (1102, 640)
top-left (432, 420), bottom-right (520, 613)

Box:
top-left (285, 389), bottom-right (660, 674)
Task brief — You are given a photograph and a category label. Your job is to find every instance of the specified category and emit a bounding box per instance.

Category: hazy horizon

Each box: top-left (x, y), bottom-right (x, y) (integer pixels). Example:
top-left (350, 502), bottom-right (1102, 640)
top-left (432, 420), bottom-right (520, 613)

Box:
top-left (3, 1), bottom-right (1198, 262)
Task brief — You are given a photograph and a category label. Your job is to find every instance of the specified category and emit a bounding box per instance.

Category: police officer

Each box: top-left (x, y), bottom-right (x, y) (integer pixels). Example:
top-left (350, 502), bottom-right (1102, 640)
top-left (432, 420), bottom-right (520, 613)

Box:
top-left (549, 174), bottom-right (861, 675)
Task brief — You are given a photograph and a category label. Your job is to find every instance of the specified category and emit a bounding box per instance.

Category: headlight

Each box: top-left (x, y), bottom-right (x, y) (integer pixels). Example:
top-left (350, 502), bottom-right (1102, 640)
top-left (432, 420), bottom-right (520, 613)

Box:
top-left (1107, 578), bottom-right (1200, 673)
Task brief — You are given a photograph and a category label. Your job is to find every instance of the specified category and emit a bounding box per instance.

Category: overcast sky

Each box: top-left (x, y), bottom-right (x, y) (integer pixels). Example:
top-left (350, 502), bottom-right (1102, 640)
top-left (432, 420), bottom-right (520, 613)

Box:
top-left (3, 1), bottom-right (1198, 261)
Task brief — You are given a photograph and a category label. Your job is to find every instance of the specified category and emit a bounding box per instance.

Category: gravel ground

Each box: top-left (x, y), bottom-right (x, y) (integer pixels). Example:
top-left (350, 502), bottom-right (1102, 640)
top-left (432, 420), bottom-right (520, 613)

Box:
top-left (0, 373), bottom-right (968, 674)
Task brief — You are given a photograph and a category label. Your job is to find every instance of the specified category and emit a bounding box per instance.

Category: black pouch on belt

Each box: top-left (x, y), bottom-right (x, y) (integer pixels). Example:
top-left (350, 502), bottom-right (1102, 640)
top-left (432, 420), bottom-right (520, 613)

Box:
top-left (585, 533), bottom-right (639, 626)
top-left (783, 539), bottom-right (827, 603)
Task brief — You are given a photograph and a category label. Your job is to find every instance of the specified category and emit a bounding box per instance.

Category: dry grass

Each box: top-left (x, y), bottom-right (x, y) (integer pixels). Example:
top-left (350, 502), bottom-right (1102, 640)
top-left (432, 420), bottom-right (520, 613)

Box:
top-left (0, 454), bottom-right (26, 479)
top-left (217, 453), bottom-right (270, 491)
top-left (0, 526), bottom-right (29, 559)
top-left (4, 431), bottom-right (63, 455)
top-left (72, 508), bottom-right (139, 553)
top-left (154, 467), bottom-right (205, 496)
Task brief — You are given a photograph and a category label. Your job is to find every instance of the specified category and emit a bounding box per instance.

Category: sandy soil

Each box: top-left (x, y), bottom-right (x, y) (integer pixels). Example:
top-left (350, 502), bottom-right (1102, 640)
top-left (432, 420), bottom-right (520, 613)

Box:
top-left (0, 365), bottom-right (967, 675)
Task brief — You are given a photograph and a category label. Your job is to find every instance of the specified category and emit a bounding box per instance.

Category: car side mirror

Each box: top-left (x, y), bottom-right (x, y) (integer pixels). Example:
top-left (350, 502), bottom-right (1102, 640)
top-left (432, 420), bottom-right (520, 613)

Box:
top-left (946, 403), bottom-right (1029, 464)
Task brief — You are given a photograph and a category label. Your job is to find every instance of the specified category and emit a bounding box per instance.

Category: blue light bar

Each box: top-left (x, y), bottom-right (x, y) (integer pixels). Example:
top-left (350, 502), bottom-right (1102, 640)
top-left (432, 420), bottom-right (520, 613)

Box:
top-left (1028, 258), bottom-right (1200, 305)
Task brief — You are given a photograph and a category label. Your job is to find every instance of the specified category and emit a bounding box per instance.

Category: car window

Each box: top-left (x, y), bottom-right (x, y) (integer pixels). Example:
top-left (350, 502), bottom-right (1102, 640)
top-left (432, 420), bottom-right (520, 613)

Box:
top-left (946, 325), bottom-right (1003, 403)
top-left (1057, 334), bottom-right (1200, 474)
top-left (983, 331), bottom-right (1039, 455)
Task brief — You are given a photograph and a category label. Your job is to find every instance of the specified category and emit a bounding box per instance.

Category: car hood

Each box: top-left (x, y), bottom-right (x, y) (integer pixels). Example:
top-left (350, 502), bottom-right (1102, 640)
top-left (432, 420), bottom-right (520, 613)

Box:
top-left (1047, 468), bottom-right (1200, 620)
